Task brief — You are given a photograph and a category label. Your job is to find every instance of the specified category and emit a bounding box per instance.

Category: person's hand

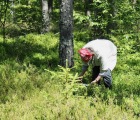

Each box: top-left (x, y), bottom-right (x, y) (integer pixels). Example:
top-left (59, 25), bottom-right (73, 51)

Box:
top-left (78, 76), bottom-right (83, 82)
top-left (90, 80), bottom-right (97, 84)
top-left (77, 76), bottom-right (83, 83)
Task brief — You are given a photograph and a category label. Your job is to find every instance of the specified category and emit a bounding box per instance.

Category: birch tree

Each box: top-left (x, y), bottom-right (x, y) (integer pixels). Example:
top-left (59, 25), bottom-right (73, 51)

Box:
top-left (41, 0), bottom-right (50, 33)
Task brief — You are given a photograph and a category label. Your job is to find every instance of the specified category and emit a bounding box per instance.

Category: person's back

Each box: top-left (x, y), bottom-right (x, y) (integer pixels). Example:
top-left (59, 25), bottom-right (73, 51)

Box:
top-left (78, 39), bottom-right (117, 89)
top-left (83, 39), bottom-right (117, 58)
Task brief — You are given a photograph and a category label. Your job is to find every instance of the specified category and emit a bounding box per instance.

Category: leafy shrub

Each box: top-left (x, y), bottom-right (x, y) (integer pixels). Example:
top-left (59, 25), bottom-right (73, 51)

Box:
top-left (0, 33), bottom-right (140, 119)
top-left (2, 33), bottom-right (59, 68)
top-left (0, 45), bottom-right (7, 61)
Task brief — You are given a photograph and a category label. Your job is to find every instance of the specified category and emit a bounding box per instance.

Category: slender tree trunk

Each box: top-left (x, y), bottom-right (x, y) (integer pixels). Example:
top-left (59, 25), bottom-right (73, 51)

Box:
top-left (84, 0), bottom-right (92, 16)
top-left (41, 0), bottom-right (50, 33)
top-left (48, 0), bottom-right (53, 14)
top-left (59, 0), bottom-right (74, 68)
top-left (0, 0), bottom-right (9, 43)
top-left (10, 0), bottom-right (15, 23)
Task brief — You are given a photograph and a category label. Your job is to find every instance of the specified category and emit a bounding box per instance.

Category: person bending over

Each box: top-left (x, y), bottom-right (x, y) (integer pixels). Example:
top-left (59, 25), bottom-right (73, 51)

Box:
top-left (78, 39), bottom-right (117, 89)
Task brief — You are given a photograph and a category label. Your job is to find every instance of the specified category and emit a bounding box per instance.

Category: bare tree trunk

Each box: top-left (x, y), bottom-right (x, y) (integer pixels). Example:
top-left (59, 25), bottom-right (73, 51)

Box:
top-left (48, 0), bottom-right (53, 14)
top-left (0, 0), bottom-right (9, 43)
top-left (59, 0), bottom-right (74, 68)
top-left (84, 0), bottom-right (92, 16)
top-left (10, 0), bottom-right (15, 23)
top-left (41, 0), bottom-right (50, 33)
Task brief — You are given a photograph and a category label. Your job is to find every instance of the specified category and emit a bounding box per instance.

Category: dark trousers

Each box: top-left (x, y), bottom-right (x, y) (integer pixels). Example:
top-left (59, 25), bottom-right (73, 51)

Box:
top-left (92, 66), bottom-right (112, 89)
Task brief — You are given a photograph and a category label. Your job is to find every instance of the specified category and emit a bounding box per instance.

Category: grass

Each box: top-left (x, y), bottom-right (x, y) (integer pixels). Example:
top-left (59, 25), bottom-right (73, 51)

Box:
top-left (0, 33), bottom-right (140, 120)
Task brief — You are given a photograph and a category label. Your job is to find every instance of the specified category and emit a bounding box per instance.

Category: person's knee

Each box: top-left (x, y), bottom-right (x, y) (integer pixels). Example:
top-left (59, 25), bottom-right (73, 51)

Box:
top-left (103, 69), bottom-right (112, 88)
top-left (104, 79), bottom-right (112, 88)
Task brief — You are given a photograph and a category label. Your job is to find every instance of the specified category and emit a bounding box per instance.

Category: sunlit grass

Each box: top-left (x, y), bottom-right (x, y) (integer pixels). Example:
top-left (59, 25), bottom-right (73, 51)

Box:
top-left (0, 33), bottom-right (140, 119)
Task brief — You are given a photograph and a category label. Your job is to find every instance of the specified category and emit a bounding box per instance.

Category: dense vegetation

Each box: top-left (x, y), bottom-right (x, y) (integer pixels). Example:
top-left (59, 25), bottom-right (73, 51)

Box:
top-left (0, 0), bottom-right (140, 119)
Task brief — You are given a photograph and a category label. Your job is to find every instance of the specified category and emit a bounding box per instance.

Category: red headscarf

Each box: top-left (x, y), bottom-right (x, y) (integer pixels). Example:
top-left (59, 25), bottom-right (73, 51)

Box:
top-left (78, 48), bottom-right (93, 62)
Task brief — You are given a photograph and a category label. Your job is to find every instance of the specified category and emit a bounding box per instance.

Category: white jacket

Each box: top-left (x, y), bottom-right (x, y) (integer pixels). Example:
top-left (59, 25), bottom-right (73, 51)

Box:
top-left (83, 39), bottom-right (117, 75)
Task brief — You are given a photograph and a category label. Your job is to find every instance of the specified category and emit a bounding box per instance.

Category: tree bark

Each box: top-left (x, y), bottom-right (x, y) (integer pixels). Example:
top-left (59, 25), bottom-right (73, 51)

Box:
top-left (10, 0), bottom-right (15, 23)
top-left (0, 0), bottom-right (9, 42)
top-left (41, 0), bottom-right (50, 33)
top-left (84, 0), bottom-right (92, 16)
top-left (59, 0), bottom-right (74, 68)
top-left (48, 0), bottom-right (53, 14)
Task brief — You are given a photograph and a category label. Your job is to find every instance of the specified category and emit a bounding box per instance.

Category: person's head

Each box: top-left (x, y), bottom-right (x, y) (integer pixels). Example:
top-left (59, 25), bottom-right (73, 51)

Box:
top-left (78, 48), bottom-right (93, 62)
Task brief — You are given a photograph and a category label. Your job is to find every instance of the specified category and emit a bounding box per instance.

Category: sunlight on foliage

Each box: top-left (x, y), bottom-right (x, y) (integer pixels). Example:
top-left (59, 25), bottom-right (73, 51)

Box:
top-left (0, 32), bottom-right (140, 119)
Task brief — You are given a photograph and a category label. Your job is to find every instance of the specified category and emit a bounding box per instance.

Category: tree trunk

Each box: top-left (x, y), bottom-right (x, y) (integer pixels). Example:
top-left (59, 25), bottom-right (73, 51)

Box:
top-left (0, 0), bottom-right (9, 43)
top-left (41, 0), bottom-right (50, 33)
top-left (84, 0), bottom-right (92, 16)
top-left (59, 0), bottom-right (74, 68)
top-left (10, 0), bottom-right (15, 23)
top-left (48, 0), bottom-right (53, 14)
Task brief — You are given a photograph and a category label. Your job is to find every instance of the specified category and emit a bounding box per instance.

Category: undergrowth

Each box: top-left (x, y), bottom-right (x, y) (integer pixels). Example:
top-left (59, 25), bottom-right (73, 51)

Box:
top-left (0, 33), bottom-right (140, 120)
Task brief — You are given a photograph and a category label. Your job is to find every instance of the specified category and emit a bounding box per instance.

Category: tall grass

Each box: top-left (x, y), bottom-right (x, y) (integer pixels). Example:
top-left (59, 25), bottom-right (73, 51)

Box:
top-left (0, 33), bottom-right (140, 120)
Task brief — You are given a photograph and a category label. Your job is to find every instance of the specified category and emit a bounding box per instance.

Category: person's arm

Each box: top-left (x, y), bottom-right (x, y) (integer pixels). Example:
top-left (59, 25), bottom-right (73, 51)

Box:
top-left (79, 68), bottom-right (86, 77)
top-left (91, 75), bottom-right (102, 84)
top-left (78, 65), bottom-right (88, 82)
top-left (91, 56), bottom-right (106, 84)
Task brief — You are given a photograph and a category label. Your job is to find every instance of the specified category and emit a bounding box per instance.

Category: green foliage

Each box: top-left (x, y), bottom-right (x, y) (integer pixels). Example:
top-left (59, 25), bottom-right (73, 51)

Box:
top-left (0, 44), bottom-right (7, 61)
top-left (14, 3), bottom-right (42, 34)
top-left (73, 0), bottom-right (140, 40)
top-left (0, 0), bottom-right (140, 119)
top-left (0, 0), bottom-right (42, 38)
top-left (46, 64), bottom-right (87, 98)
top-left (0, 33), bottom-right (59, 67)
top-left (0, 33), bottom-right (140, 120)
top-left (0, 60), bottom-right (45, 103)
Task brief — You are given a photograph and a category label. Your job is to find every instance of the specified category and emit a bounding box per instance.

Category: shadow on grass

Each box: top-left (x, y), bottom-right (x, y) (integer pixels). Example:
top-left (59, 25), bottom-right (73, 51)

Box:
top-left (0, 37), bottom-right (59, 103)
top-left (0, 38), bottom-right (59, 69)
